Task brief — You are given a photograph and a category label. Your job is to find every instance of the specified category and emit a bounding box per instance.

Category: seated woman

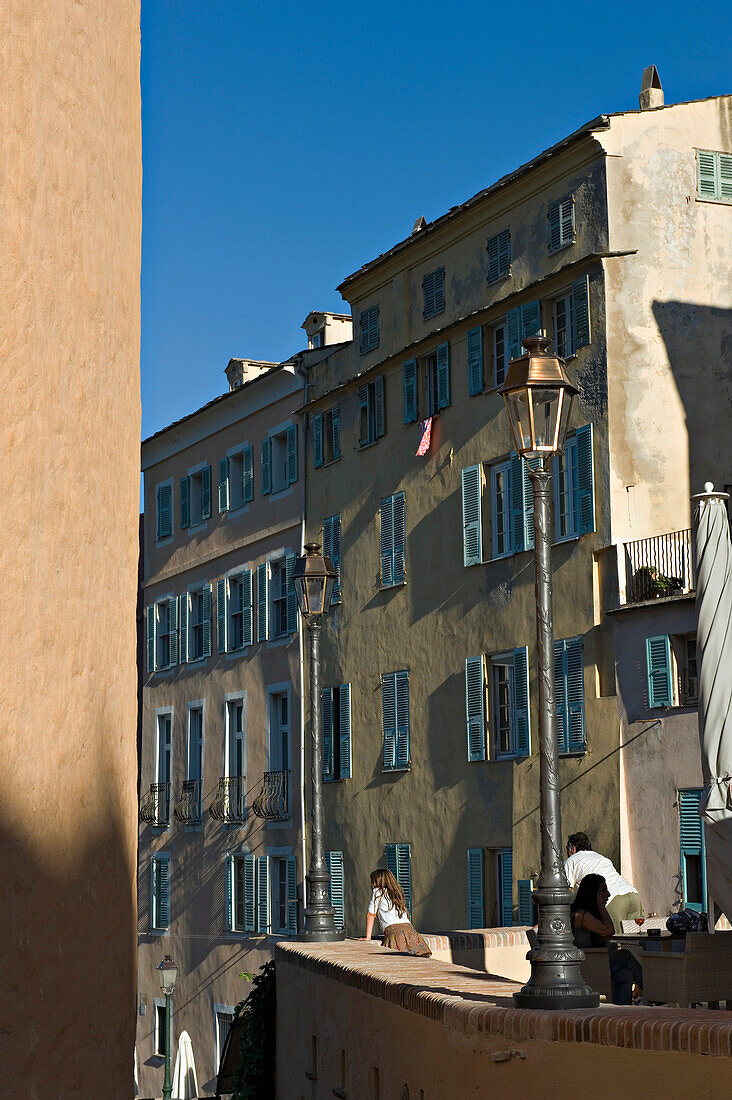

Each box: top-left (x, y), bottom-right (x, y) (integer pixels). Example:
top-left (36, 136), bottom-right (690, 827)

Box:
top-left (571, 873), bottom-right (643, 1005)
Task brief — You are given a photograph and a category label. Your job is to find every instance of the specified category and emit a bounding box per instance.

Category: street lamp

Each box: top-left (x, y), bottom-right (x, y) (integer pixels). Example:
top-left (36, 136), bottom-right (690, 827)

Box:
top-left (292, 542), bottom-right (344, 942)
top-left (156, 954), bottom-right (178, 1099)
top-left (499, 335), bottom-right (598, 1009)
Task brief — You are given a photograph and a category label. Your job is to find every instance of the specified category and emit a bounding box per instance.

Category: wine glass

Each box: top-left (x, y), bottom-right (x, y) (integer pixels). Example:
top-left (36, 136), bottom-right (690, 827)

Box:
top-left (634, 915), bottom-right (646, 932)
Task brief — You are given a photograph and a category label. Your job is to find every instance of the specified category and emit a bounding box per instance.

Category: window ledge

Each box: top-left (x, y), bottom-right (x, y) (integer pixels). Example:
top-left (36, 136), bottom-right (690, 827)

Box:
top-left (379, 581), bottom-right (407, 591)
top-left (155, 535), bottom-right (174, 547)
top-left (559, 750), bottom-right (586, 758)
top-left (696, 194), bottom-right (732, 206)
top-left (382, 766), bottom-right (411, 774)
top-left (486, 272), bottom-right (512, 286)
top-left (323, 457), bottom-right (341, 468)
top-left (358, 439), bottom-right (379, 451)
top-left (552, 535), bottom-right (581, 547)
top-left (549, 240), bottom-right (575, 255)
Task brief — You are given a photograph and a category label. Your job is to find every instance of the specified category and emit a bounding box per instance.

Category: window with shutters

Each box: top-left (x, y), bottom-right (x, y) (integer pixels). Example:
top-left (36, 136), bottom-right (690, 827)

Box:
top-left (506, 300), bottom-right (543, 361)
top-left (313, 407), bottom-right (341, 468)
top-left (155, 710), bottom-right (173, 794)
top-left (226, 570), bottom-right (253, 652)
top-left (487, 228), bottom-right (511, 284)
top-left (147, 597), bottom-right (178, 672)
top-left (188, 587), bottom-right (206, 661)
top-left (423, 267), bottom-right (445, 319)
top-left (359, 377), bottom-right (385, 446)
top-left (265, 425), bottom-right (298, 494)
top-left (151, 853), bottom-right (171, 931)
top-left (462, 454), bottom-right (536, 567)
top-left (554, 636), bottom-right (585, 754)
top-left (155, 479), bottom-right (173, 541)
top-left (467, 849), bottom-right (485, 929)
top-left (359, 305), bottom-right (379, 354)
top-left (678, 788), bottom-right (707, 912)
top-left (553, 425), bottom-right (595, 541)
top-left (675, 634), bottom-right (699, 706)
top-left (322, 514), bottom-right (341, 604)
top-left (381, 671), bottom-right (410, 771)
top-left (551, 276), bottom-right (591, 358)
top-left (321, 684), bottom-right (352, 782)
top-left (271, 856), bottom-right (292, 933)
top-left (225, 695), bottom-right (246, 783)
top-left (326, 851), bottom-right (345, 931)
top-left (268, 554), bottom-right (298, 639)
top-left (230, 852), bottom-right (255, 933)
top-left (547, 194), bottom-right (575, 252)
top-left (464, 648), bottom-right (530, 759)
top-left (490, 460), bottom-right (514, 558)
top-left (220, 445), bottom-right (254, 512)
top-left (403, 345), bottom-right (450, 421)
top-left (380, 492), bottom-right (406, 587)
top-left (646, 633), bottom-right (699, 709)
top-left (696, 149), bottom-right (732, 204)
top-left (385, 843), bottom-right (412, 915)
top-left (180, 464), bottom-right (212, 529)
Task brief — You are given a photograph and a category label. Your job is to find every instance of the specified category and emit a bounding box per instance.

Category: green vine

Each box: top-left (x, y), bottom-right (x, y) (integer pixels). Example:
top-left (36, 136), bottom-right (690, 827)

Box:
top-left (232, 960), bottom-right (276, 1100)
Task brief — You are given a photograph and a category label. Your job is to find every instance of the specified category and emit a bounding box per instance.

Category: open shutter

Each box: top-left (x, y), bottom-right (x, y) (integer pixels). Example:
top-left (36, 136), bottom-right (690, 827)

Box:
top-left (520, 300), bottom-right (542, 342)
top-left (403, 359), bottom-right (418, 424)
top-left (554, 640), bottom-right (569, 754)
top-left (393, 492), bottom-right (406, 584)
top-left (385, 843), bottom-right (398, 878)
top-left (566, 636), bottom-right (585, 751)
top-left (396, 844), bottom-right (412, 916)
top-left (326, 852), bottom-right (345, 932)
top-left (513, 646), bottom-right (531, 756)
top-left (679, 788), bottom-right (707, 912)
top-left (506, 306), bottom-right (521, 362)
top-left (219, 458), bottom-right (230, 512)
top-left (720, 153), bottom-right (732, 200)
top-left (382, 674), bottom-right (397, 769)
top-left (548, 200), bottom-right (561, 251)
top-left (517, 879), bottom-right (534, 925)
top-left (380, 496), bottom-right (394, 586)
top-left (339, 683), bottom-right (352, 780)
top-left (374, 376), bottom-right (385, 438)
top-left (286, 856), bottom-right (298, 935)
top-left (647, 635), bottom-right (673, 708)
top-left (436, 342), bottom-right (450, 409)
top-left (467, 849), bottom-right (484, 929)
top-left (575, 424), bottom-right (595, 535)
top-left (331, 407), bottom-right (341, 459)
top-left (243, 853), bottom-right (256, 932)
top-left (256, 856), bottom-right (270, 933)
top-left (179, 593), bottom-right (189, 664)
top-left (168, 598), bottom-right (178, 666)
top-left (225, 854), bottom-right (234, 932)
top-left (461, 465), bottom-right (483, 566)
top-left (285, 551), bottom-right (298, 633)
top-left (358, 385), bottom-right (369, 445)
top-left (498, 848), bottom-right (513, 926)
top-left (287, 425), bottom-right (298, 484)
top-left (560, 196), bottom-right (574, 245)
top-left (200, 584), bottom-right (212, 657)
top-left (217, 579), bottom-right (228, 654)
top-left (321, 687), bottom-right (335, 780)
top-left (201, 466), bottom-right (212, 520)
top-left (465, 656), bottom-right (486, 762)
top-left (511, 452), bottom-right (528, 553)
top-left (331, 515), bottom-right (342, 603)
top-left (571, 275), bottom-right (591, 350)
top-left (395, 671), bottom-right (410, 769)
top-left (157, 855), bottom-right (170, 930)
top-left (257, 563), bottom-right (268, 642)
top-left (146, 606), bottom-right (156, 673)
top-left (157, 484), bottom-right (172, 538)
top-left (179, 477), bottom-right (190, 529)
top-left (243, 445), bottom-right (254, 503)
top-left (242, 570), bottom-right (253, 647)
top-left (467, 327), bottom-right (484, 395)
top-left (261, 438), bottom-right (271, 495)
top-left (697, 150), bottom-right (718, 197)
top-left (313, 413), bottom-right (324, 468)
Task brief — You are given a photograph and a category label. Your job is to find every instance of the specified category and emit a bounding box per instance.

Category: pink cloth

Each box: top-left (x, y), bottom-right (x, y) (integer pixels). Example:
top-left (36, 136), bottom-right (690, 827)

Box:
top-left (416, 417), bottom-right (432, 456)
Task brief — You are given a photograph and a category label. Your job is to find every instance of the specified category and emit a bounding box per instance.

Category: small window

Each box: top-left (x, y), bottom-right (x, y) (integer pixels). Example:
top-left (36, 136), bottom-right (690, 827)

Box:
top-left (267, 555), bottom-right (297, 638)
top-left (271, 857), bottom-right (290, 933)
top-left (261, 426), bottom-right (297, 495)
top-left (359, 306), bottom-right (379, 354)
top-left (271, 431), bottom-right (291, 493)
top-left (226, 698), bottom-right (246, 780)
top-left (181, 466), bottom-right (212, 529)
top-left (215, 1009), bottom-right (235, 1072)
top-left (221, 446), bottom-right (254, 511)
top-left (155, 1003), bottom-right (167, 1057)
top-left (492, 654), bottom-right (515, 757)
top-left (180, 585), bottom-right (212, 664)
top-left (311, 330), bottom-right (324, 349)
top-left (326, 851), bottom-right (345, 931)
top-left (359, 378), bottom-right (385, 446)
top-left (423, 267), bottom-right (445, 319)
top-left (313, 407), bottom-right (341, 467)
top-left (227, 571), bottom-right (252, 651)
top-left (403, 344), bottom-right (450, 422)
top-left (188, 589), bottom-right (205, 660)
top-left (487, 229), bottom-right (511, 283)
top-left (490, 460), bottom-right (514, 559)
top-left (548, 195), bottom-right (575, 252)
top-left (382, 671), bottom-right (410, 771)
top-left (147, 597), bottom-right (178, 672)
top-left (696, 149), bottom-right (732, 204)
top-left (380, 492), bottom-right (406, 587)
top-left (678, 635), bottom-right (699, 705)
top-left (491, 321), bottom-right (507, 387)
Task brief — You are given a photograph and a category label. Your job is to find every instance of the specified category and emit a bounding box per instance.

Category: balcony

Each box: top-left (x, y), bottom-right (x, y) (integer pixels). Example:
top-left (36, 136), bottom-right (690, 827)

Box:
top-left (209, 775), bottom-right (246, 824)
top-left (251, 770), bottom-right (289, 821)
top-left (140, 782), bottom-right (170, 827)
top-left (620, 529), bottom-right (695, 606)
top-left (173, 779), bottom-right (202, 824)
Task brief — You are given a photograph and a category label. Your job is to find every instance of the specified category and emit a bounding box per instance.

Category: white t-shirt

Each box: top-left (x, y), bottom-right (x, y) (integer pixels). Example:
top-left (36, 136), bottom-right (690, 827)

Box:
top-left (367, 888), bottom-right (408, 930)
top-left (564, 850), bottom-right (636, 902)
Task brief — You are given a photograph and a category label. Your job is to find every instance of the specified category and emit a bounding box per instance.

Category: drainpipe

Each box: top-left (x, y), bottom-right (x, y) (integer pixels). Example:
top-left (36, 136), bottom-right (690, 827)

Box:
top-left (296, 357), bottom-right (308, 894)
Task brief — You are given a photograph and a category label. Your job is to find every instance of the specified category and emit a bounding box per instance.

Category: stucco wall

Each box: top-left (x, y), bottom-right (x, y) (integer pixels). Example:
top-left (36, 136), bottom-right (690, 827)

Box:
top-left (0, 3), bottom-right (141, 1096)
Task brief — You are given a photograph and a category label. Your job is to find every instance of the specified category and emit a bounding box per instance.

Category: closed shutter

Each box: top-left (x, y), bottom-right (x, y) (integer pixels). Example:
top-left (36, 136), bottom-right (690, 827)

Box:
top-left (286, 856), bottom-right (298, 935)
top-left (560, 196), bottom-right (574, 246)
top-left (467, 849), bottom-right (484, 929)
top-left (467, 327), bottom-right (484, 395)
top-left (465, 656), bottom-right (487, 762)
top-left (506, 306), bottom-right (521, 361)
top-left (461, 465), bottom-right (483, 566)
top-left (339, 683), bottom-right (352, 780)
top-left (243, 853), bottom-right (256, 932)
top-left (313, 413), bottom-right (324, 468)
top-left (548, 200), bottom-right (561, 251)
top-left (146, 606), bottom-right (156, 673)
top-left (720, 153), bottom-right (732, 200)
top-left (511, 452), bottom-right (532, 553)
top-left (287, 425), bottom-right (298, 484)
top-left (153, 855), bottom-right (170, 930)
top-left (575, 424), bottom-right (595, 535)
top-left (243, 445), bottom-right (254, 503)
top-left (261, 438), bottom-right (272, 495)
top-left (517, 879), bottom-right (534, 925)
top-left (571, 275), bottom-right (591, 350)
top-left (385, 843), bottom-right (398, 878)
top-left (393, 492), bottom-right (406, 584)
top-left (219, 458), bottom-right (230, 512)
top-left (200, 584), bottom-right (212, 657)
top-left (374, 376), bottom-right (385, 438)
top-left (256, 855), bottom-right (270, 934)
top-left (285, 551), bottom-right (298, 633)
top-left (157, 484), bottom-right (172, 538)
top-left (201, 465), bottom-right (212, 519)
top-left (395, 670), bottom-right (410, 769)
top-left (436, 342), bottom-right (450, 409)
top-left (566, 636), bottom-right (585, 750)
top-left (358, 384), bottom-right (369, 445)
top-left (382, 674), bottom-right (397, 769)
top-left (326, 851), bottom-right (345, 932)
top-left (513, 646), bottom-right (531, 756)
top-left (179, 593), bottom-right (189, 664)
top-left (397, 844), bottom-right (412, 917)
top-left (520, 300), bottom-right (542, 342)
top-left (403, 359), bottom-right (418, 423)
top-left (380, 495), bottom-right (394, 586)
top-left (242, 569), bottom-right (253, 647)
top-left (324, 514), bottom-right (341, 604)
top-left (167, 597), bottom-right (178, 666)
top-left (321, 687), bottom-right (335, 780)
top-left (257, 563), bottom-right (268, 642)
top-left (179, 477), bottom-right (189, 529)
top-left (498, 848), bottom-right (513, 926)
top-left (679, 788), bottom-right (707, 912)
top-left (488, 228), bottom-right (510, 283)
top-left (217, 579), bottom-right (228, 654)
top-left (697, 150), bottom-right (718, 198)
top-left (331, 407), bottom-right (341, 459)
top-left (554, 639), bottom-right (569, 754)
top-left (423, 268), bottom-right (444, 317)
top-left (225, 854), bottom-right (234, 932)
top-left (647, 635), bottom-right (673, 708)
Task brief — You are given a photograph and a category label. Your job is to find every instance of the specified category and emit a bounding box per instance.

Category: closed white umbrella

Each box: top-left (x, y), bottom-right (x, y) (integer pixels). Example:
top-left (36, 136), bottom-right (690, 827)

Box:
top-left (693, 483), bottom-right (732, 922)
top-left (172, 1030), bottom-right (199, 1100)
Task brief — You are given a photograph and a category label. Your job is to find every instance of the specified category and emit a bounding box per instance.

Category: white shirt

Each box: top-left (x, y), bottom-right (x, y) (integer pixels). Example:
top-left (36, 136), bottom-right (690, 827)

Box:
top-left (564, 850), bottom-right (636, 902)
top-left (367, 888), bottom-right (408, 930)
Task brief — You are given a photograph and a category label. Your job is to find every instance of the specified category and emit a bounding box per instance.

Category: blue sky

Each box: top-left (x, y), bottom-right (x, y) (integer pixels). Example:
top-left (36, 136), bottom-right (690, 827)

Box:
top-left (141, 0), bottom-right (731, 440)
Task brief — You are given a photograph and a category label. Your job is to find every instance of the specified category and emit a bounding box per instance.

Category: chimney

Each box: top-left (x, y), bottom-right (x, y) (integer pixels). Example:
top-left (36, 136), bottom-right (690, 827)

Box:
top-left (639, 66), bottom-right (664, 110)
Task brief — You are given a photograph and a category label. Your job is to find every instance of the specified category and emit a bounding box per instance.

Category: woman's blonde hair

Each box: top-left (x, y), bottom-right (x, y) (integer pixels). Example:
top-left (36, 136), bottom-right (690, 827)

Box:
top-left (370, 868), bottom-right (408, 919)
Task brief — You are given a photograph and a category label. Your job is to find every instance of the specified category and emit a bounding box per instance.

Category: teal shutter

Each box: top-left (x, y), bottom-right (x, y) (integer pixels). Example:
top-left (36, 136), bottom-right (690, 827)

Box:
top-left (566, 636), bottom-right (585, 750)
top-left (498, 848), bottom-right (513, 926)
top-left (679, 788), bottom-right (707, 912)
top-left (219, 458), bottom-right (230, 512)
top-left (403, 359), bottom-right (418, 423)
top-left (465, 656), bottom-right (486, 762)
top-left (225, 854), bottom-right (234, 932)
top-left (257, 563), bottom-right (268, 642)
top-left (261, 438), bottom-right (271, 495)
top-left (323, 514), bottom-right (341, 603)
top-left (520, 300), bottom-right (542, 342)
top-left (467, 849), bottom-right (484, 929)
top-left (321, 688), bottom-right (335, 780)
top-left (179, 593), bottom-right (189, 663)
top-left (326, 852), bottom-right (345, 932)
top-left (358, 384), bottom-right (369, 445)
top-left (461, 465), bottom-right (483, 566)
top-left (511, 452), bottom-right (529, 553)
top-left (571, 275), bottom-right (591, 350)
top-left (168, 598), bottom-right (178, 666)
top-left (382, 674), bottom-right (397, 769)
top-left (436, 342), bottom-right (450, 409)
top-left (467, 327), bottom-right (484, 395)
top-left (153, 855), bottom-right (170, 930)
top-left (331, 407), bottom-right (341, 459)
top-left (242, 569), bottom-right (253, 647)
top-left (397, 844), bottom-right (412, 916)
top-left (285, 551), bottom-right (298, 633)
top-left (374, 376), bottom-right (385, 438)
top-left (393, 492), bottom-right (406, 584)
top-left (286, 425), bottom-right (298, 484)
top-left (243, 445), bottom-right (254, 502)
top-left (201, 466), bottom-right (212, 519)
top-left (506, 306), bottom-right (521, 361)
top-left (488, 229), bottom-right (510, 283)
top-left (339, 683), bottom-right (352, 780)
top-left (243, 853), bottom-right (256, 932)
top-left (697, 150), bottom-right (718, 197)
top-left (313, 413), bottom-right (324, 468)
top-left (575, 424), bottom-right (595, 535)
top-left (146, 606), bottom-right (156, 673)
top-left (201, 584), bottom-right (212, 657)
top-left (554, 639), bottom-right (569, 754)
top-left (395, 671), bottom-right (410, 769)
top-left (217, 578), bottom-right (228, 653)
top-left (517, 879), bottom-right (534, 925)
top-left (286, 856), bottom-right (298, 935)
top-left (548, 200), bottom-right (561, 251)
top-left (560, 197), bottom-right (574, 246)
top-left (256, 855), bottom-right (270, 933)
top-left (385, 843), bottom-right (398, 878)
top-left (157, 484), bottom-right (172, 538)
top-left (513, 646), bottom-right (531, 756)
top-left (647, 635), bottom-right (673, 708)
top-left (719, 153), bottom-right (732, 200)
top-left (179, 477), bottom-right (190, 529)
top-left (380, 495), bottom-right (394, 586)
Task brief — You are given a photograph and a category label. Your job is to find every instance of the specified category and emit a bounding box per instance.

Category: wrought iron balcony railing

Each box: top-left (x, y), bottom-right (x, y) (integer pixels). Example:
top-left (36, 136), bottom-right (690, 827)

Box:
top-left (173, 779), bottom-right (202, 824)
top-left (622, 529), bottom-right (695, 605)
top-left (140, 782), bottom-right (170, 827)
top-left (209, 775), bottom-right (246, 824)
top-left (251, 770), bottom-right (289, 821)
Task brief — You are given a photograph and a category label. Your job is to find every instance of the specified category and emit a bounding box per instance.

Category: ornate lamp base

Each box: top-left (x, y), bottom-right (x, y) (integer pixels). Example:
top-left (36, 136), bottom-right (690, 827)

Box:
top-left (514, 957), bottom-right (599, 1009)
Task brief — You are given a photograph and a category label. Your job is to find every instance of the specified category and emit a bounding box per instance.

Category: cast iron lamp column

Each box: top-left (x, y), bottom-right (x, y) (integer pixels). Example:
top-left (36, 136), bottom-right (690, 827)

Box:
top-left (157, 954), bottom-right (178, 1099)
top-left (500, 336), bottom-right (598, 1009)
top-left (292, 543), bottom-right (345, 942)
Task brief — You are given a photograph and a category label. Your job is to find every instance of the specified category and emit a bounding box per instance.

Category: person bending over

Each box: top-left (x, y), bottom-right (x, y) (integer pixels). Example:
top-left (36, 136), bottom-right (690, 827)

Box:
top-left (565, 831), bottom-right (642, 932)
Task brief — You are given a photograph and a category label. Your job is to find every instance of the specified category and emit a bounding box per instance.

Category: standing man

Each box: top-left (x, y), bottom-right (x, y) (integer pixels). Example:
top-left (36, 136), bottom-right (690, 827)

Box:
top-left (564, 832), bottom-right (643, 932)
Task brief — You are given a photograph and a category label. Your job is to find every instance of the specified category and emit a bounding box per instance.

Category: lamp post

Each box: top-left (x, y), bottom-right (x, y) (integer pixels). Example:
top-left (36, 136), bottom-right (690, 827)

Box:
top-left (499, 335), bottom-right (598, 1009)
top-left (157, 954), bottom-right (178, 1099)
top-left (292, 542), bottom-right (345, 942)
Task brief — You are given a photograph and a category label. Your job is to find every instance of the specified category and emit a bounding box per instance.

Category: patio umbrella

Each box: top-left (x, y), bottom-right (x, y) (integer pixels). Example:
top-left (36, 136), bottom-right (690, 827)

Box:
top-left (172, 1030), bottom-right (199, 1100)
top-left (693, 483), bottom-right (732, 922)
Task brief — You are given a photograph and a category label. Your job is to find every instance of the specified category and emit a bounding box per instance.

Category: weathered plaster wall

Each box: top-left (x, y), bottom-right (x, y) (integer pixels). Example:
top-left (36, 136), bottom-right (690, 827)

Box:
top-left (0, 3), bottom-right (141, 1095)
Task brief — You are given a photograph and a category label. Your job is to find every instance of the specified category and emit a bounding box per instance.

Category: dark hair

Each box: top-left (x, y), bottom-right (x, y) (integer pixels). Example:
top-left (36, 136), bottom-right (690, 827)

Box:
top-left (567, 831), bottom-right (592, 852)
top-left (570, 874), bottom-right (606, 922)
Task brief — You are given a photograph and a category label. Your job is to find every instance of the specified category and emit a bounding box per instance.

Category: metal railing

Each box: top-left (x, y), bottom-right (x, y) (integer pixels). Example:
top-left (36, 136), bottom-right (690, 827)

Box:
top-left (209, 775), bottom-right (246, 824)
top-left (140, 782), bottom-right (170, 827)
top-left (173, 779), bottom-right (202, 824)
top-left (251, 770), bottom-right (289, 821)
top-left (623, 529), bottom-right (695, 605)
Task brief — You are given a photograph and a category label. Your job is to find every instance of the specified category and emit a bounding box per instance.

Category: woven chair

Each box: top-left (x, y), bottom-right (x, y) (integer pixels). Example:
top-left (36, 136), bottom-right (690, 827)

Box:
top-left (641, 931), bottom-right (732, 1007)
top-left (620, 917), bottom-right (668, 933)
top-left (525, 928), bottom-right (613, 999)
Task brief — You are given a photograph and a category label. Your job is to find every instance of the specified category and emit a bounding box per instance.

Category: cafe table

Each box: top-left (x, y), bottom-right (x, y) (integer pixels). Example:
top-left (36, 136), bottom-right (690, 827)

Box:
top-left (609, 930), bottom-right (687, 963)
